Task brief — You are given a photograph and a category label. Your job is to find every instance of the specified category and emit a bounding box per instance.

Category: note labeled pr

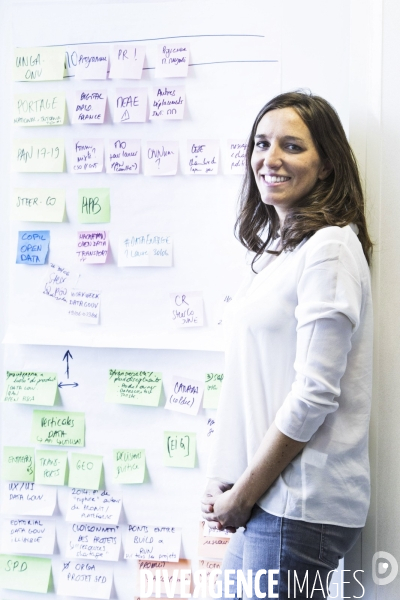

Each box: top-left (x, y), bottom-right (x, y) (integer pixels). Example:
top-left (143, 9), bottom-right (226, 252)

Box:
top-left (35, 450), bottom-right (68, 486)
top-left (149, 86), bottom-right (185, 120)
top-left (74, 45), bottom-right (109, 80)
top-left (31, 410), bottom-right (85, 447)
top-left (106, 369), bottom-right (162, 406)
top-left (226, 139), bottom-right (247, 174)
top-left (118, 233), bottom-right (172, 267)
top-left (14, 46), bottom-right (65, 81)
top-left (144, 141), bottom-right (178, 176)
top-left (165, 376), bottom-right (204, 416)
top-left (155, 43), bottom-right (189, 78)
top-left (72, 139), bottom-right (104, 173)
top-left (0, 554), bottom-right (52, 592)
top-left (68, 289), bottom-right (101, 325)
top-left (203, 373), bottom-right (224, 409)
top-left (68, 453), bottom-right (103, 490)
top-left (2, 447), bottom-right (35, 482)
top-left (77, 231), bottom-right (109, 263)
top-left (114, 88), bottom-right (147, 122)
top-left (2, 371), bottom-right (57, 406)
top-left (109, 44), bottom-right (145, 79)
top-left (170, 292), bottom-right (203, 328)
top-left (164, 431), bottom-right (196, 468)
top-left (13, 92), bottom-right (66, 126)
top-left (57, 560), bottom-right (113, 599)
top-left (12, 188), bottom-right (65, 222)
top-left (66, 523), bottom-right (121, 561)
top-left (16, 230), bottom-right (49, 265)
top-left (0, 518), bottom-right (56, 555)
top-left (106, 139), bottom-right (140, 174)
top-left (78, 188), bottom-right (110, 223)
top-left (113, 449), bottom-right (145, 484)
top-left (72, 90), bottom-right (107, 124)
top-left (187, 140), bottom-right (219, 175)
top-left (13, 138), bottom-right (64, 172)
top-left (125, 525), bottom-right (181, 561)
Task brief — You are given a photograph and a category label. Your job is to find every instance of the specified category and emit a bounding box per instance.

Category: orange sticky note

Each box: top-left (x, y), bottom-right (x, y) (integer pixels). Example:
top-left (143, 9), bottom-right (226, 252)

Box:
top-left (137, 559), bottom-right (191, 597)
top-left (198, 521), bottom-right (230, 559)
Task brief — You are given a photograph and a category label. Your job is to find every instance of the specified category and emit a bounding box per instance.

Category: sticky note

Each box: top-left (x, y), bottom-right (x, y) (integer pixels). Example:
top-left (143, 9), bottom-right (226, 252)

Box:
top-left (77, 231), bottom-right (109, 263)
top-left (143, 141), bottom-right (179, 176)
top-left (72, 139), bottom-right (104, 173)
top-left (169, 292), bottom-right (204, 327)
top-left (0, 554), bottom-right (52, 592)
top-left (1, 518), bottom-right (56, 555)
top-left (14, 46), bottom-right (65, 82)
top-left (78, 188), bottom-right (110, 223)
top-left (35, 450), bottom-right (68, 486)
top-left (114, 88), bottom-right (147, 123)
top-left (72, 90), bottom-right (107, 124)
top-left (155, 43), bottom-right (189, 78)
top-left (187, 140), bottom-right (219, 175)
top-left (16, 230), bottom-right (49, 265)
top-left (163, 431), bottom-right (196, 468)
top-left (66, 523), bottom-right (121, 561)
top-left (125, 525), bottom-right (181, 561)
top-left (206, 417), bottom-right (216, 439)
top-left (65, 489), bottom-right (122, 524)
top-left (106, 139), bottom-right (140, 174)
top-left (226, 140), bottom-right (247, 174)
top-left (113, 449), bottom-right (145, 484)
top-left (1, 482), bottom-right (57, 516)
top-left (106, 369), bottom-right (162, 406)
top-left (57, 560), bottom-right (113, 599)
top-left (12, 188), bottom-right (65, 222)
top-left (13, 138), bottom-right (64, 172)
top-left (203, 523), bottom-right (232, 538)
top-left (215, 293), bottom-right (233, 326)
top-left (149, 86), bottom-right (185, 120)
top-left (109, 44), bottom-right (145, 79)
top-left (31, 410), bottom-right (85, 447)
top-left (2, 372), bottom-right (57, 406)
top-left (2, 447), bottom-right (35, 482)
top-left (203, 373), bottom-right (224, 409)
top-left (198, 520), bottom-right (230, 559)
top-left (165, 376), bottom-right (204, 416)
top-left (118, 233), bottom-right (172, 267)
top-left (13, 92), bottom-right (66, 126)
top-left (74, 45), bottom-right (109, 79)
top-left (68, 288), bottom-right (101, 324)
top-left (42, 263), bottom-right (74, 303)
top-left (137, 559), bottom-right (191, 596)
top-left (197, 559), bottom-right (223, 590)
top-left (68, 453), bottom-right (103, 489)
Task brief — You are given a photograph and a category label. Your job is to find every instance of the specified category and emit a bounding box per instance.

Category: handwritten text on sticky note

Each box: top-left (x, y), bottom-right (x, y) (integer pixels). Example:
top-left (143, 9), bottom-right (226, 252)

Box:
top-left (164, 431), bottom-right (196, 468)
top-left (66, 523), bottom-right (121, 561)
top-left (35, 450), bottom-right (68, 486)
top-left (16, 230), bottom-right (49, 265)
top-left (42, 263), bottom-right (73, 302)
top-left (13, 92), bottom-right (65, 126)
top-left (203, 373), bottom-right (224, 409)
top-left (72, 90), bottom-right (107, 124)
top-left (155, 44), bottom-right (189, 78)
top-left (57, 560), bottom-right (112, 599)
top-left (78, 188), bottom-right (110, 224)
top-left (74, 45), bottom-right (109, 80)
top-left (72, 139), bottom-right (104, 173)
top-left (2, 447), bottom-right (35, 482)
top-left (114, 88), bottom-right (147, 123)
top-left (12, 188), bottom-right (65, 222)
top-left (226, 140), bottom-right (247, 175)
top-left (0, 554), bottom-right (52, 592)
top-left (187, 140), bottom-right (219, 175)
top-left (31, 410), bottom-right (85, 447)
top-left (65, 489), bottom-right (122, 524)
top-left (149, 86), bottom-right (185, 120)
top-left (13, 138), bottom-right (64, 172)
top-left (144, 141), bottom-right (178, 176)
top-left (0, 518), bottom-right (56, 555)
top-left (165, 376), bottom-right (204, 416)
top-left (68, 289), bottom-right (101, 325)
top-left (169, 292), bottom-right (203, 328)
top-left (14, 46), bottom-right (65, 82)
top-left (109, 44), bottom-right (145, 79)
top-left (125, 525), bottom-right (181, 561)
top-left (106, 370), bottom-right (162, 406)
top-left (2, 372), bottom-right (57, 406)
top-left (118, 233), bottom-right (172, 267)
top-left (113, 449), bottom-right (145, 484)
top-left (77, 231), bottom-right (109, 263)
top-left (106, 139), bottom-right (140, 174)
top-left (1, 482), bottom-right (57, 516)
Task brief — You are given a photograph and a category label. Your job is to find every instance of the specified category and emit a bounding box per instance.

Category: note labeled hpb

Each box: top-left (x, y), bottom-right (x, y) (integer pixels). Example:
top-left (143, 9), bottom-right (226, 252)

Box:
top-left (78, 188), bottom-right (110, 223)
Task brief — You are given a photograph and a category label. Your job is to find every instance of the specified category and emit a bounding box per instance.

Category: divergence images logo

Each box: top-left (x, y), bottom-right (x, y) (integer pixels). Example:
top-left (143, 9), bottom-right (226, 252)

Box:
top-left (372, 551), bottom-right (399, 586)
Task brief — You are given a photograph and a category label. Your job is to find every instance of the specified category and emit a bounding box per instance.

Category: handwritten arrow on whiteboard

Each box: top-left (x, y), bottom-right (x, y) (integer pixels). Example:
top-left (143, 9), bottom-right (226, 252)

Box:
top-left (62, 350), bottom-right (73, 379)
top-left (58, 381), bottom-right (79, 388)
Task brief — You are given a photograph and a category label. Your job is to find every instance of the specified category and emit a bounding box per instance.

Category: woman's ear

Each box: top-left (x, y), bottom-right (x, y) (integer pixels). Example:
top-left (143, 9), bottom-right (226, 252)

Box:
top-left (318, 160), bottom-right (333, 181)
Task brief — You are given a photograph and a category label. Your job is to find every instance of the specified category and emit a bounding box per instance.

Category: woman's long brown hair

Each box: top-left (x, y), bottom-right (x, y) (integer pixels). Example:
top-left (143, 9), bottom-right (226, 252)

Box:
top-left (236, 91), bottom-right (373, 268)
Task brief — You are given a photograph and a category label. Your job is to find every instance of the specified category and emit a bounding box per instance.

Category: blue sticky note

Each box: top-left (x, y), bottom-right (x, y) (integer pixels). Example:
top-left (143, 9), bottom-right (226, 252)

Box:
top-left (16, 231), bottom-right (50, 265)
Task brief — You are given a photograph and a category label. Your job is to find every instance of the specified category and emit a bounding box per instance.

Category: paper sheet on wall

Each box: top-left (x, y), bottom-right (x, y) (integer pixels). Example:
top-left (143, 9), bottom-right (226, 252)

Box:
top-left (71, 139), bottom-right (104, 173)
top-left (169, 292), bottom-right (204, 328)
top-left (74, 45), bottom-right (109, 79)
top-left (113, 88), bottom-right (147, 122)
top-left (42, 262), bottom-right (75, 303)
top-left (113, 449), bottom-right (145, 484)
top-left (203, 373), bottom-right (224, 409)
top-left (57, 560), bottom-right (113, 599)
top-left (0, 518), bottom-right (56, 555)
top-left (105, 369), bottom-right (162, 406)
top-left (68, 289), bottom-right (101, 325)
top-left (186, 140), bottom-right (219, 175)
top-left (165, 375), bottom-right (204, 416)
top-left (143, 141), bottom-right (179, 176)
top-left (155, 43), bottom-right (189, 78)
top-left (66, 523), bottom-right (121, 561)
top-left (72, 90), bottom-right (107, 124)
top-left (2, 371), bottom-right (57, 406)
top-left (1, 482), bottom-right (57, 516)
top-left (198, 520), bottom-right (230, 559)
top-left (16, 230), bottom-right (50, 265)
top-left (0, 554), bottom-right (52, 592)
top-left (65, 489), bottom-right (122, 524)
top-left (31, 410), bottom-right (85, 447)
top-left (13, 92), bottom-right (65, 126)
top-left (2, 447), bottom-right (35, 482)
top-left (77, 231), bottom-right (109, 263)
top-left (106, 138), bottom-right (140, 174)
top-left (163, 431), bottom-right (196, 468)
top-left (226, 140), bottom-right (247, 174)
top-left (137, 559), bottom-right (191, 595)
top-left (68, 453), bottom-right (103, 489)
top-left (12, 188), bottom-right (65, 222)
top-left (13, 138), bottom-right (64, 172)
top-left (118, 233), bottom-right (172, 267)
top-left (35, 450), bottom-right (68, 485)
top-left (125, 525), bottom-right (181, 562)
top-left (109, 44), bottom-right (145, 79)
top-left (149, 86), bottom-right (185, 121)
top-left (78, 188), bottom-right (110, 223)
top-left (14, 46), bottom-right (65, 81)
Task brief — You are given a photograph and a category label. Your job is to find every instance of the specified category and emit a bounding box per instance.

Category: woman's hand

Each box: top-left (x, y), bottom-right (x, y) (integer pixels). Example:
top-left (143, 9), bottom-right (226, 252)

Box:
top-left (212, 487), bottom-right (253, 530)
top-left (201, 479), bottom-right (236, 532)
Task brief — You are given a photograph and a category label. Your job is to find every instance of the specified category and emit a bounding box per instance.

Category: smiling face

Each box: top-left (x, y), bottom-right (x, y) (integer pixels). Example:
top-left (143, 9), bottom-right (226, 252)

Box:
top-left (251, 107), bottom-right (330, 224)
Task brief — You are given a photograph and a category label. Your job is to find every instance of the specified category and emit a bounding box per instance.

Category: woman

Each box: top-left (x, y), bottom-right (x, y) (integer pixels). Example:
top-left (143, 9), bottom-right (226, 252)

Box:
top-left (201, 91), bottom-right (373, 599)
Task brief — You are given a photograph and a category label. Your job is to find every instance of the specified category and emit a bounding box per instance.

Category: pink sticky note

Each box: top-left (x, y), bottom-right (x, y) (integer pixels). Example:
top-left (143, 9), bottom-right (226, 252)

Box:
top-left (72, 90), bottom-right (107, 124)
top-left (74, 45), bottom-right (109, 80)
top-left (187, 140), bottom-right (219, 175)
top-left (155, 43), bottom-right (189, 78)
top-left (109, 44), bottom-right (145, 79)
top-left (226, 139), bottom-right (247, 174)
top-left (165, 375), bottom-right (204, 416)
top-left (144, 141), bottom-right (179, 176)
top-left (169, 291), bottom-right (203, 328)
top-left (76, 231), bottom-right (109, 263)
top-left (149, 86), bottom-right (185, 121)
top-left (71, 139), bottom-right (104, 173)
top-left (106, 139), bottom-right (140, 174)
top-left (113, 88), bottom-right (147, 123)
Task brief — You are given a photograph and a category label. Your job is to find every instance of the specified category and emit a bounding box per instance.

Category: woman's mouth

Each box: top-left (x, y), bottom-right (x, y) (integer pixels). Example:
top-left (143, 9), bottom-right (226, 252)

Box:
top-left (262, 175), bottom-right (291, 184)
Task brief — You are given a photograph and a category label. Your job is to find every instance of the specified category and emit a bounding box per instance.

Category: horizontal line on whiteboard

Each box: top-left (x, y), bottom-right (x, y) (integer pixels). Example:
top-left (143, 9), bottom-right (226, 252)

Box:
top-left (42, 34), bottom-right (266, 48)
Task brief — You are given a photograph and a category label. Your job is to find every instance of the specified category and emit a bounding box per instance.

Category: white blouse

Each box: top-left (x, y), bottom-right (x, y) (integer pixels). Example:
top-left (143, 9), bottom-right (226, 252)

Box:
top-left (207, 224), bottom-right (373, 527)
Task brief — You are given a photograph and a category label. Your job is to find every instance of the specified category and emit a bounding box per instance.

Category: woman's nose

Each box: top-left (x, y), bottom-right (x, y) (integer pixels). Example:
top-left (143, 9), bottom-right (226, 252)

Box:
top-left (263, 144), bottom-right (282, 169)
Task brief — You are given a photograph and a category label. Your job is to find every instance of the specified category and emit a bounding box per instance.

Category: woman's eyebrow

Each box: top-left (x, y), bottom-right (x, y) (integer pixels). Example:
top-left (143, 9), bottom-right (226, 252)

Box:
top-left (254, 134), bottom-right (305, 142)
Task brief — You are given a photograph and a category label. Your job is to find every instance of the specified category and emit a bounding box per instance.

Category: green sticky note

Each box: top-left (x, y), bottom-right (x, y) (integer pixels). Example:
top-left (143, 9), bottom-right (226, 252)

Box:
top-left (78, 188), bottom-right (110, 224)
top-left (113, 449), bottom-right (145, 483)
top-left (31, 410), bottom-right (85, 447)
top-left (203, 373), bottom-right (224, 409)
top-left (164, 431), bottom-right (196, 468)
top-left (2, 371), bottom-right (58, 406)
top-left (13, 138), bottom-right (64, 173)
top-left (106, 369), bottom-right (162, 406)
top-left (13, 92), bottom-right (66, 126)
top-left (68, 453), bottom-right (103, 489)
top-left (12, 188), bottom-right (66, 222)
top-left (0, 554), bottom-right (52, 592)
top-left (14, 46), bottom-right (65, 82)
top-left (2, 447), bottom-right (35, 482)
top-left (35, 450), bottom-right (68, 485)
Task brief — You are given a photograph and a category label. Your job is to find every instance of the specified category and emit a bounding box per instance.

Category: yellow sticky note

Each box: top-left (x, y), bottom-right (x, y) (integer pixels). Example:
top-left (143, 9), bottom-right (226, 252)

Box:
top-left (2, 371), bottom-right (58, 405)
top-left (113, 449), bottom-right (145, 483)
top-left (2, 447), bottom-right (35, 482)
top-left (78, 188), bottom-right (110, 224)
top-left (14, 46), bottom-right (65, 82)
top-left (35, 450), bottom-right (68, 485)
top-left (106, 369), bottom-right (162, 406)
top-left (12, 189), bottom-right (65, 222)
top-left (13, 92), bottom-right (66, 126)
top-left (203, 373), bottom-right (224, 409)
top-left (68, 453), bottom-right (103, 489)
top-left (0, 554), bottom-right (52, 592)
top-left (13, 138), bottom-right (64, 173)
top-left (31, 410), bottom-right (85, 447)
top-left (164, 431), bottom-right (196, 468)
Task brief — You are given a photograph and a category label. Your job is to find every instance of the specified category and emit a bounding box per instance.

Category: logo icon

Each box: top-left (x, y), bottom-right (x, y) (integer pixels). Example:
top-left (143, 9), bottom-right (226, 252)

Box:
top-left (372, 551), bottom-right (398, 585)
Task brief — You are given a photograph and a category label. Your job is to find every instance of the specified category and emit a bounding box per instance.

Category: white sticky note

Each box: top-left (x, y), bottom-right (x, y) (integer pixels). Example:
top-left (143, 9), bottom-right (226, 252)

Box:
top-left (203, 523), bottom-right (232, 538)
top-left (71, 139), bottom-right (104, 173)
top-left (124, 525), bottom-right (181, 562)
top-left (215, 293), bottom-right (234, 327)
top-left (72, 90), bottom-right (107, 124)
top-left (42, 263), bottom-right (75, 303)
top-left (155, 43), bottom-right (189, 78)
top-left (68, 289), bottom-right (101, 324)
top-left (106, 139), bottom-right (140, 174)
top-left (187, 140), bottom-right (219, 175)
top-left (12, 188), bottom-right (65, 222)
top-left (169, 292), bottom-right (204, 328)
top-left (118, 233), bottom-right (172, 267)
top-left (76, 231), bottom-right (109, 263)
top-left (165, 376), bottom-right (204, 416)
top-left (113, 88), bottom-right (147, 123)
top-left (1, 517), bottom-right (56, 555)
top-left (144, 141), bottom-right (179, 176)
top-left (57, 560), bottom-right (113, 599)
top-left (1, 482), bottom-right (56, 516)
top-left (109, 44), bottom-right (145, 79)
top-left (65, 489), bottom-right (122, 525)
top-left (74, 45), bottom-right (109, 80)
top-left (149, 86), bottom-right (185, 120)
top-left (226, 140), bottom-right (247, 175)
top-left (66, 523), bottom-right (121, 561)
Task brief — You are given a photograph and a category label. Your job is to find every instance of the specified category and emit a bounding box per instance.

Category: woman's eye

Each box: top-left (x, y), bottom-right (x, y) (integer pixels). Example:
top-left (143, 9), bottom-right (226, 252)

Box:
top-left (286, 144), bottom-right (302, 151)
top-left (255, 141), bottom-right (269, 149)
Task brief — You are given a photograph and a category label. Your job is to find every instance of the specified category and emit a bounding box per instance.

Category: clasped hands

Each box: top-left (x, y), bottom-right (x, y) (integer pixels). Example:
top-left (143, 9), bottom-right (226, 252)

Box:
top-left (200, 478), bottom-right (253, 533)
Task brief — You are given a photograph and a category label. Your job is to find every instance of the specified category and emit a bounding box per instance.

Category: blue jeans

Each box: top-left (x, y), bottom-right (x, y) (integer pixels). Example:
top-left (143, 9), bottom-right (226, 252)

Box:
top-left (220, 505), bottom-right (362, 599)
